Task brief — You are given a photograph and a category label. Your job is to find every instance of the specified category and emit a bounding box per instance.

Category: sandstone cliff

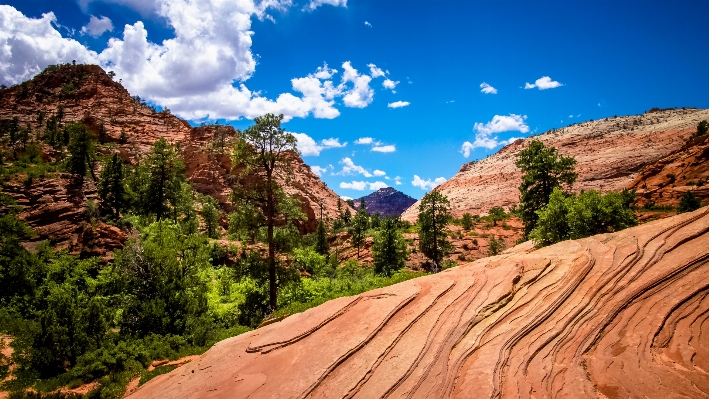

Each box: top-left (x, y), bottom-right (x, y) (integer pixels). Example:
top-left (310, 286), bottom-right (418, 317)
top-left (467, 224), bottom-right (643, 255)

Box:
top-left (0, 64), bottom-right (347, 251)
top-left (128, 206), bottom-right (709, 399)
top-left (402, 108), bottom-right (709, 222)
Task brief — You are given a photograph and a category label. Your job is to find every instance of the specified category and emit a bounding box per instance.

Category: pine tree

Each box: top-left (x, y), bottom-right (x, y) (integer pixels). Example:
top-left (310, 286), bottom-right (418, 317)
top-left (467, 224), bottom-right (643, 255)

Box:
top-left (372, 218), bottom-right (407, 276)
top-left (201, 195), bottom-right (220, 239)
top-left (516, 140), bottom-right (577, 238)
top-left (315, 219), bottom-right (329, 256)
top-left (145, 138), bottom-right (185, 220)
top-left (97, 153), bottom-right (126, 217)
top-left (350, 206), bottom-right (369, 258)
top-left (418, 191), bottom-right (452, 272)
top-left (65, 123), bottom-right (96, 181)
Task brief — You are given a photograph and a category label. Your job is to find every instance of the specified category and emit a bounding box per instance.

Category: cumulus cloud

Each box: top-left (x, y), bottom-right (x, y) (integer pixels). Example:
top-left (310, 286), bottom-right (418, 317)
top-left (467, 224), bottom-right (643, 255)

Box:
top-left (1, 4), bottom-right (400, 122)
top-left (311, 165), bottom-right (327, 176)
top-left (0, 6), bottom-right (99, 85)
top-left (524, 76), bottom-right (563, 90)
top-left (388, 101), bottom-right (410, 108)
top-left (355, 137), bottom-right (374, 145)
top-left (373, 169), bottom-right (386, 176)
top-left (394, 176), bottom-right (402, 185)
top-left (372, 145), bottom-right (396, 153)
top-left (480, 82), bottom-right (497, 94)
top-left (337, 157), bottom-right (372, 177)
top-left (412, 175), bottom-right (446, 190)
top-left (340, 181), bottom-right (387, 190)
top-left (306, 0), bottom-right (347, 11)
top-left (382, 78), bottom-right (398, 90)
top-left (293, 132), bottom-right (346, 156)
top-left (460, 114), bottom-right (528, 156)
top-left (364, 21), bottom-right (372, 27)
top-left (81, 15), bottom-right (113, 37)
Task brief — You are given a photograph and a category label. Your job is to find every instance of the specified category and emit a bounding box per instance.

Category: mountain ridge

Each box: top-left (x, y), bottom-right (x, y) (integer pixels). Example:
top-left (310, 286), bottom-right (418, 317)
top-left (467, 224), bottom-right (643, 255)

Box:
top-left (354, 187), bottom-right (416, 217)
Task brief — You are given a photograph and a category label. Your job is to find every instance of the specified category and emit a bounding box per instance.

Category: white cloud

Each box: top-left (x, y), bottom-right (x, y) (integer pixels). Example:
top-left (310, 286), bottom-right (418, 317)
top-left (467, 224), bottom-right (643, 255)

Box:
top-left (569, 115), bottom-right (573, 118)
top-left (388, 101), bottom-right (410, 108)
top-left (460, 114), bottom-right (528, 156)
top-left (340, 61), bottom-right (374, 108)
top-left (394, 176), bottom-right (402, 185)
top-left (480, 82), bottom-right (497, 94)
top-left (311, 165), bottom-right (327, 176)
top-left (305, 0), bottom-right (347, 11)
top-left (367, 63), bottom-right (386, 78)
top-left (524, 76), bottom-right (563, 90)
top-left (340, 195), bottom-right (353, 201)
top-left (313, 62), bottom-right (337, 79)
top-left (364, 21), bottom-right (372, 28)
top-left (382, 78), bottom-right (399, 90)
top-left (369, 181), bottom-right (388, 190)
top-left (412, 175), bottom-right (446, 190)
top-left (293, 132), bottom-right (346, 156)
top-left (81, 15), bottom-right (113, 37)
top-left (340, 181), bottom-right (367, 190)
top-left (338, 157), bottom-right (372, 177)
top-left (373, 169), bottom-right (386, 176)
top-left (0, 6), bottom-right (100, 85)
top-left (372, 145), bottom-right (396, 153)
top-left (355, 137), bottom-right (374, 145)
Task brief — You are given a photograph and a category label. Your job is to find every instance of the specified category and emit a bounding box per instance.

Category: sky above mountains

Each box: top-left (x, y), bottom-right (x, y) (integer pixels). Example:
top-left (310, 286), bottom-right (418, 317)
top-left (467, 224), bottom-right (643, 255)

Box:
top-left (3, 0), bottom-right (709, 199)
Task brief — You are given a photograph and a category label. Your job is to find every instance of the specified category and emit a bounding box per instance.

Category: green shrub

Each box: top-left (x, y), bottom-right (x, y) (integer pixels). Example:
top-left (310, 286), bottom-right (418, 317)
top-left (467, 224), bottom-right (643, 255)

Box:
top-left (678, 191), bottom-right (702, 214)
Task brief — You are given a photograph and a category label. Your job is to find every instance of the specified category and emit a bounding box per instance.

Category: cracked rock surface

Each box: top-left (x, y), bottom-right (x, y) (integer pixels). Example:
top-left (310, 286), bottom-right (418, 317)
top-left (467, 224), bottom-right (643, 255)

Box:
top-left (129, 207), bottom-right (709, 399)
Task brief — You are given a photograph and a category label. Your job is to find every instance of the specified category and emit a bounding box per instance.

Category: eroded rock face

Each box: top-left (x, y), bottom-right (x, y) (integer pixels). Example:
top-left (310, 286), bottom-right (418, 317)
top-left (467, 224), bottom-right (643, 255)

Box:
top-left (628, 133), bottom-right (709, 207)
top-left (354, 187), bottom-right (416, 217)
top-left (402, 108), bottom-right (709, 222)
top-left (128, 207), bottom-right (709, 399)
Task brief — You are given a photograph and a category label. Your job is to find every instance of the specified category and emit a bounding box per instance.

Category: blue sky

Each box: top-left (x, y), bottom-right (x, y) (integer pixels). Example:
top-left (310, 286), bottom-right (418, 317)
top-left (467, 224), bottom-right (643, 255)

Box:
top-left (3, 0), bottom-right (709, 199)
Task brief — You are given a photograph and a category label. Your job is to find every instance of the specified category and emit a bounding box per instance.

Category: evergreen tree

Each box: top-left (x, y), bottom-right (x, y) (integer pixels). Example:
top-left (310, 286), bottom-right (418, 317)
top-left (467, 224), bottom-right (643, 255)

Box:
top-left (461, 213), bottom-right (474, 230)
top-left (98, 123), bottom-right (107, 144)
top-left (370, 212), bottom-right (382, 229)
top-left (65, 123), bottom-right (96, 180)
top-left (97, 153), bottom-right (126, 217)
top-left (342, 207), bottom-right (352, 224)
top-left (372, 218), bottom-right (407, 276)
top-left (516, 140), bottom-right (577, 238)
top-left (200, 195), bottom-right (221, 239)
top-left (350, 206), bottom-right (369, 258)
top-left (315, 219), bottom-right (329, 256)
top-left (678, 191), bottom-right (702, 213)
top-left (417, 191), bottom-right (452, 272)
top-left (231, 113), bottom-right (301, 310)
top-left (144, 138), bottom-right (185, 220)
top-left (119, 128), bottom-right (128, 144)
top-left (487, 206), bottom-right (507, 226)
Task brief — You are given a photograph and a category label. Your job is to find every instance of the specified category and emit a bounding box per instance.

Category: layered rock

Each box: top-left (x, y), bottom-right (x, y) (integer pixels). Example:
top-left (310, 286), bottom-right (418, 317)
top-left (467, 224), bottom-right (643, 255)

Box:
top-left (129, 207), bottom-right (709, 399)
top-left (402, 108), bottom-right (709, 222)
top-left (354, 187), bottom-right (417, 217)
top-left (628, 132), bottom-right (709, 207)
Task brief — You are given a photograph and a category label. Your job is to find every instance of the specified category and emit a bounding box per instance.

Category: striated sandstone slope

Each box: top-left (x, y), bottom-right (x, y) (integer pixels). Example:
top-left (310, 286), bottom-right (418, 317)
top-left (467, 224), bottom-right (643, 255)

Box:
top-left (129, 207), bottom-right (709, 399)
top-left (402, 108), bottom-right (709, 222)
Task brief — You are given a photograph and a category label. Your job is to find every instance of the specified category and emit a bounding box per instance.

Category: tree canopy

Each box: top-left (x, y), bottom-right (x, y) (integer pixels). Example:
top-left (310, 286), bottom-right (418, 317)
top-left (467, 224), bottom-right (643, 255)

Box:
top-left (417, 191), bottom-right (452, 272)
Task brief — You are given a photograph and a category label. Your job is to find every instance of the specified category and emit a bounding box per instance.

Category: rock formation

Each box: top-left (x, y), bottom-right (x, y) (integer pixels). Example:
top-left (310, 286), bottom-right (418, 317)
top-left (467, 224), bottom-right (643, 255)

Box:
top-left (628, 131), bottom-right (709, 207)
top-left (129, 207), bottom-right (709, 399)
top-left (354, 187), bottom-right (417, 217)
top-left (0, 64), bottom-right (348, 252)
top-left (402, 108), bottom-right (709, 222)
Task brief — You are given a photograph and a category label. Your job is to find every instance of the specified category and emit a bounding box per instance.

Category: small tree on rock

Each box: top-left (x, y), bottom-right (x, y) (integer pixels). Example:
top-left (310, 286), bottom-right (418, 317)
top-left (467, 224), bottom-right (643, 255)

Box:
top-left (65, 123), bottom-right (96, 181)
top-left (678, 191), bottom-right (702, 214)
top-left (97, 153), bottom-right (126, 217)
top-left (372, 217), bottom-right (407, 276)
top-left (417, 191), bottom-right (452, 272)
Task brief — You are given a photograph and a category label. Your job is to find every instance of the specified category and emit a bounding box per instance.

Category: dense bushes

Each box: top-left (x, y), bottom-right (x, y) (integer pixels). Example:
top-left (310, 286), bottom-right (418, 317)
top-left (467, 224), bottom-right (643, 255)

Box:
top-left (530, 188), bottom-right (637, 247)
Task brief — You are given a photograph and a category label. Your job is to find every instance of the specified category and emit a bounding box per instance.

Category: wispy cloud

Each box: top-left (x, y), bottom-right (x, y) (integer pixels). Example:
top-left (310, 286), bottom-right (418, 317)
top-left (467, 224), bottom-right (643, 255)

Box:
top-left (305, 0), bottom-right (347, 11)
top-left (372, 145), bottom-right (396, 153)
top-left (480, 82), bottom-right (497, 94)
top-left (337, 157), bottom-right (372, 177)
top-left (388, 101), bottom-right (410, 108)
top-left (460, 114), bottom-right (528, 156)
top-left (340, 181), bottom-right (388, 190)
top-left (364, 21), bottom-right (372, 27)
top-left (412, 175), bottom-right (446, 190)
top-left (293, 133), bottom-right (347, 156)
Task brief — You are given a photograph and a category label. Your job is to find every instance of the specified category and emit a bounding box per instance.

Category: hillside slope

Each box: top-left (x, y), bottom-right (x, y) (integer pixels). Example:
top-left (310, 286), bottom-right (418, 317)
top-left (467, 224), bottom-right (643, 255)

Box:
top-left (0, 64), bottom-right (348, 251)
top-left (354, 187), bottom-right (417, 217)
top-left (402, 108), bottom-right (709, 221)
top-left (129, 207), bottom-right (709, 399)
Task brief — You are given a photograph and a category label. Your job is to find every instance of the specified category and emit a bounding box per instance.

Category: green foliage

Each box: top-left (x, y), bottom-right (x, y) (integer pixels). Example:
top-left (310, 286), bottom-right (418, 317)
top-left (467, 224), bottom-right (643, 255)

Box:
top-left (487, 206), bottom-right (507, 226)
top-left (677, 191), bottom-right (702, 214)
top-left (530, 188), bottom-right (638, 247)
top-left (292, 247), bottom-right (328, 277)
top-left (461, 213), bottom-right (474, 230)
top-left (227, 202), bottom-right (263, 243)
top-left (199, 195), bottom-right (220, 239)
top-left (350, 206), bottom-right (369, 258)
top-left (417, 191), bottom-right (452, 271)
top-left (488, 235), bottom-right (505, 256)
top-left (696, 120), bottom-right (708, 136)
top-left (516, 140), bottom-right (577, 238)
top-left (372, 218), bottom-right (407, 277)
top-left (315, 220), bottom-right (329, 256)
top-left (98, 154), bottom-right (126, 218)
top-left (64, 123), bottom-right (95, 180)
top-left (113, 220), bottom-right (210, 338)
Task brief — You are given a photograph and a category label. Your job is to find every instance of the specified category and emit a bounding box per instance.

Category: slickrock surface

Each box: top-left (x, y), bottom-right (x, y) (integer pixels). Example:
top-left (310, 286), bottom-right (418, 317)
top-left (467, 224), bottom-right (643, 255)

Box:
top-left (129, 207), bottom-right (709, 399)
top-left (355, 187), bottom-right (417, 217)
top-left (402, 108), bottom-right (709, 222)
top-left (628, 133), bottom-right (709, 208)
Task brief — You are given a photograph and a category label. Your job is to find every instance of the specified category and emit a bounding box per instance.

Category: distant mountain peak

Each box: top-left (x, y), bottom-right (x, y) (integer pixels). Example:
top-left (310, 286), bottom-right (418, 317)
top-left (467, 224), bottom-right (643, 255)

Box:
top-left (354, 187), bottom-right (416, 217)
